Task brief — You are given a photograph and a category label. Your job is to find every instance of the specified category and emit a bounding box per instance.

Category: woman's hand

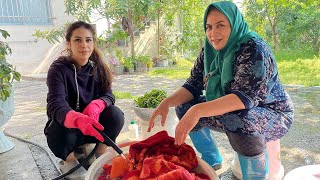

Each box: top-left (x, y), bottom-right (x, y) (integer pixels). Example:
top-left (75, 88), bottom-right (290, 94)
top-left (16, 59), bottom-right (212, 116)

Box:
top-left (64, 110), bottom-right (104, 142)
top-left (147, 99), bottom-right (170, 132)
top-left (174, 106), bottom-right (200, 145)
top-left (82, 99), bottom-right (106, 121)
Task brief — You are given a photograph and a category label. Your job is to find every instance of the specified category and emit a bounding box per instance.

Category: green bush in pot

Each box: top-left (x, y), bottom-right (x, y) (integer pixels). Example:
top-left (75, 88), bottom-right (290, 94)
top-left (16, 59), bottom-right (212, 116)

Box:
top-left (123, 57), bottom-right (135, 69)
top-left (133, 89), bottom-right (168, 122)
top-left (134, 89), bottom-right (167, 108)
top-left (0, 29), bottom-right (21, 101)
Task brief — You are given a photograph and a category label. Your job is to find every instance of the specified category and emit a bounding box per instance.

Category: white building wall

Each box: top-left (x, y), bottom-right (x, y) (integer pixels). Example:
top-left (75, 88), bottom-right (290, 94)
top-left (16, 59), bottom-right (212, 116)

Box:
top-left (0, 0), bottom-right (75, 75)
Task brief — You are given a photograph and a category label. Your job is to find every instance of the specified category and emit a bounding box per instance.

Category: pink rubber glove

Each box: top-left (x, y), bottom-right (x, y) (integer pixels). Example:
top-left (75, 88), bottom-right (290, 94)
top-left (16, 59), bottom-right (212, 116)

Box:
top-left (82, 99), bottom-right (107, 121)
top-left (64, 110), bottom-right (104, 142)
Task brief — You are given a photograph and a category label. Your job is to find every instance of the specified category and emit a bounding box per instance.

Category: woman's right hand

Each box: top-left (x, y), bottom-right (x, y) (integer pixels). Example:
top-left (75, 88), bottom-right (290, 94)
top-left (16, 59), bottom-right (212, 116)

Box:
top-left (147, 98), bottom-right (170, 132)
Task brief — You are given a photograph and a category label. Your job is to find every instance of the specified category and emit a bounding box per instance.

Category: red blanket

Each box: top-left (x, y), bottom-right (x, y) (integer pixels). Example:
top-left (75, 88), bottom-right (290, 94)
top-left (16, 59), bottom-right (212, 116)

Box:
top-left (99, 131), bottom-right (210, 180)
top-left (125, 155), bottom-right (207, 180)
top-left (129, 131), bottom-right (198, 171)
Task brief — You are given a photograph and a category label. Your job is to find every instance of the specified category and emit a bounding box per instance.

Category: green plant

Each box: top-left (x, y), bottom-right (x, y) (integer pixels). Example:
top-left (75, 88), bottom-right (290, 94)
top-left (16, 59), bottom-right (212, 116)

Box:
top-left (134, 89), bottom-right (167, 108)
top-left (136, 55), bottom-right (153, 67)
top-left (0, 29), bottom-right (21, 101)
top-left (115, 49), bottom-right (124, 65)
top-left (113, 91), bottom-right (135, 99)
top-left (123, 57), bottom-right (135, 69)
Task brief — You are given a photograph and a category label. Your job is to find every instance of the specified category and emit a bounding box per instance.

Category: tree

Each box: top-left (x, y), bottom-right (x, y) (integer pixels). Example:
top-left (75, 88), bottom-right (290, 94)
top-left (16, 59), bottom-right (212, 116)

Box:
top-left (35, 0), bottom-right (154, 59)
top-left (291, 1), bottom-right (320, 54)
top-left (159, 0), bottom-right (212, 57)
top-left (244, 0), bottom-right (290, 51)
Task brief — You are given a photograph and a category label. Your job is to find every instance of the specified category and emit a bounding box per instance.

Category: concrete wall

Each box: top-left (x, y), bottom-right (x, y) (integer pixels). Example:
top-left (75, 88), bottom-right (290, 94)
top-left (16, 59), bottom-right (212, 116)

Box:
top-left (0, 0), bottom-right (74, 75)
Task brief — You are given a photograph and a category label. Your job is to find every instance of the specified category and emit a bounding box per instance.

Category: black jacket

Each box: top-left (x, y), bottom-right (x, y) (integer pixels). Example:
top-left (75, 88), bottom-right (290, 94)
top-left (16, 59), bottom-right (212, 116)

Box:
top-left (46, 57), bottom-right (115, 126)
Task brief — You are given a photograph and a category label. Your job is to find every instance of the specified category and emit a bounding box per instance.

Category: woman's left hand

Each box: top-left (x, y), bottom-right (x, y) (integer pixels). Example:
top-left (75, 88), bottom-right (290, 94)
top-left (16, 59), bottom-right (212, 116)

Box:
top-left (174, 106), bottom-right (200, 146)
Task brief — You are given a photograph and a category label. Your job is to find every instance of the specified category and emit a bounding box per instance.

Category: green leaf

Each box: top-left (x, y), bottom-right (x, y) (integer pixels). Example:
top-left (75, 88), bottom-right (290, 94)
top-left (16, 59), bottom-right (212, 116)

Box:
top-left (0, 29), bottom-right (10, 39)
top-left (134, 89), bottom-right (167, 108)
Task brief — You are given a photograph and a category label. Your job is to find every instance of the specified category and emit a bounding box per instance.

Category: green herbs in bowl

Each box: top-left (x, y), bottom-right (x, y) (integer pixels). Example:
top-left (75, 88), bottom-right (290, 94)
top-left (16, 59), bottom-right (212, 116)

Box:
top-left (134, 89), bottom-right (167, 108)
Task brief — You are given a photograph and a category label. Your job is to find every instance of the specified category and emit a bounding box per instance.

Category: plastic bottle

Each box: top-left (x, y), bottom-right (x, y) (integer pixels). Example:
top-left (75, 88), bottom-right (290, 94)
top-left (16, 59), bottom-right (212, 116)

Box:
top-left (128, 120), bottom-right (139, 141)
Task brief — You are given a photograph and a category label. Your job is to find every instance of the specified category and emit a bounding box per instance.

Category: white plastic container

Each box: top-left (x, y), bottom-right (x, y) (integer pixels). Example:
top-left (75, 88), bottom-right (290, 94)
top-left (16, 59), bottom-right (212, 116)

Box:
top-left (128, 120), bottom-right (139, 140)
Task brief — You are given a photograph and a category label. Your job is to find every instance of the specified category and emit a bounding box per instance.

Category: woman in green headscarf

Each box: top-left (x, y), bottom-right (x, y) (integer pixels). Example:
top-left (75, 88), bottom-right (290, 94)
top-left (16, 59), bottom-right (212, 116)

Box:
top-left (148, 1), bottom-right (293, 179)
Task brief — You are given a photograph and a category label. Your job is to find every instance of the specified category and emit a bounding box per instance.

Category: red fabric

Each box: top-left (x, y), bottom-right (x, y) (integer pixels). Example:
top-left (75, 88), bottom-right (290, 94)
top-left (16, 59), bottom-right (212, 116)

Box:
top-left (64, 110), bottom-right (104, 142)
top-left (82, 99), bottom-right (106, 121)
top-left (139, 155), bottom-right (194, 179)
top-left (129, 131), bottom-right (198, 171)
top-left (100, 131), bottom-right (210, 180)
top-left (124, 155), bottom-right (209, 180)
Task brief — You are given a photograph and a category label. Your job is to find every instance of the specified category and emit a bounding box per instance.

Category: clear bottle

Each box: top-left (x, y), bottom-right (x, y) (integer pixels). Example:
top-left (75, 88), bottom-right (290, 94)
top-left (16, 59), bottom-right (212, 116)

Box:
top-left (128, 120), bottom-right (139, 141)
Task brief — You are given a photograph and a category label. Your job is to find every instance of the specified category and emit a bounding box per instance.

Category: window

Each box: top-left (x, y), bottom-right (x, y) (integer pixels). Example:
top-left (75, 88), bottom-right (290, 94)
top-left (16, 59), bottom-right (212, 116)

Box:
top-left (0, 0), bottom-right (52, 25)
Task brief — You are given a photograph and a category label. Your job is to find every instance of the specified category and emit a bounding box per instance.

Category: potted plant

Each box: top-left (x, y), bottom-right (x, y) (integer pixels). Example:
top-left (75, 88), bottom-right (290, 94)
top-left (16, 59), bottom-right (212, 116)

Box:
top-left (153, 56), bottom-right (169, 67)
top-left (134, 89), bottom-right (167, 109)
top-left (135, 55), bottom-right (152, 72)
top-left (123, 57), bottom-right (135, 74)
top-left (133, 89), bottom-right (172, 121)
top-left (0, 29), bottom-right (21, 153)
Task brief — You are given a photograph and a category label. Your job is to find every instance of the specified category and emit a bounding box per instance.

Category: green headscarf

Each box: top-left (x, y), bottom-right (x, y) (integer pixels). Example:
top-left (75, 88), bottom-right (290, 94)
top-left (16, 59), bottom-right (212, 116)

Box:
top-left (203, 1), bottom-right (261, 101)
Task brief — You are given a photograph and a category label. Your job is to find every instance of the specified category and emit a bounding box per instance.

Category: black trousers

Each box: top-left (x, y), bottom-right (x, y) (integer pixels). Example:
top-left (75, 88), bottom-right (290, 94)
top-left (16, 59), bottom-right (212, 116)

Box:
top-left (44, 105), bottom-right (124, 160)
top-left (175, 97), bottom-right (265, 156)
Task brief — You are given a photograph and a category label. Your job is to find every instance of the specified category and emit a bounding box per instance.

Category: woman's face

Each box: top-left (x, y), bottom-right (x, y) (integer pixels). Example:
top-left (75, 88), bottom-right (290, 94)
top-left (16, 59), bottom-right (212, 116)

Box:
top-left (67, 27), bottom-right (94, 66)
top-left (206, 9), bottom-right (231, 51)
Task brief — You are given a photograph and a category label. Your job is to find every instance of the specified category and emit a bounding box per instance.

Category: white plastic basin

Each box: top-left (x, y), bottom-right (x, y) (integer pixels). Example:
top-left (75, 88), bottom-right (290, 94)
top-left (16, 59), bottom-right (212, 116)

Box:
top-left (85, 142), bottom-right (219, 180)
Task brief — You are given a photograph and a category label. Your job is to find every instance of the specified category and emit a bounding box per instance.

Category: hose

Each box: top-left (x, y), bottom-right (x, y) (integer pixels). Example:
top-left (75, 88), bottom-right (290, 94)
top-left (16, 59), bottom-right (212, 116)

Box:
top-left (3, 130), bottom-right (98, 180)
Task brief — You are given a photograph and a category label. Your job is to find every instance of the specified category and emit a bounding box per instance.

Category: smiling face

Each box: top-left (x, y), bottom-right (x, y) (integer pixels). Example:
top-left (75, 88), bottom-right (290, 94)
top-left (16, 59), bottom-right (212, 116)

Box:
top-left (205, 8), bottom-right (231, 51)
top-left (66, 27), bottom-right (94, 66)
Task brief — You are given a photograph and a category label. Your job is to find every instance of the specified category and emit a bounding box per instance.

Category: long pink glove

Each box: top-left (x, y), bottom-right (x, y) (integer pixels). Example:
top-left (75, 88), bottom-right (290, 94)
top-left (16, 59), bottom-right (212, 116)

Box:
top-left (82, 99), bottom-right (107, 121)
top-left (64, 110), bottom-right (104, 142)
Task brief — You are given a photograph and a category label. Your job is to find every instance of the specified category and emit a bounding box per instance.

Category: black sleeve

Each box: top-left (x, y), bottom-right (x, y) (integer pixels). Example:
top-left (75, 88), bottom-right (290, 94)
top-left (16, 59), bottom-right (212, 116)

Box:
top-left (99, 88), bottom-right (115, 106)
top-left (46, 64), bottom-right (72, 125)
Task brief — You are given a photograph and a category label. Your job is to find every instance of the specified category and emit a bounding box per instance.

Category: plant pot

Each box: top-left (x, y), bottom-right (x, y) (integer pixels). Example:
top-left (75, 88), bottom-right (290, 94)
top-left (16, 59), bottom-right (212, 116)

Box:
top-left (116, 40), bottom-right (126, 46)
top-left (112, 65), bottom-right (124, 75)
top-left (132, 105), bottom-right (178, 137)
top-left (0, 91), bottom-right (15, 153)
top-left (128, 67), bottom-right (134, 74)
top-left (135, 62), bottom-right (147, 72)
top-left (156, 59), bottom-right (169, 67)
top-left (132, 105), bottom-right (179, 122)
top-left (132, 106), bottom-right (156, 122)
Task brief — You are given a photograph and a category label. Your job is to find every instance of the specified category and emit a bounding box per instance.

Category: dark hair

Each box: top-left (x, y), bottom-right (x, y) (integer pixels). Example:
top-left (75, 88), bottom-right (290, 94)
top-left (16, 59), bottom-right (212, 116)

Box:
top-left (65, 21), bottom-right (113, 91)
top-left (208, 5), bottom-right (217, 14)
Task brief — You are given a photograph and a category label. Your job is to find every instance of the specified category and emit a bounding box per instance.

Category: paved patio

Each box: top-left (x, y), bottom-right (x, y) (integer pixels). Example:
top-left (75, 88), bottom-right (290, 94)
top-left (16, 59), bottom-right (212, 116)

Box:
top-left (0, 73), bottom-right (319, 179)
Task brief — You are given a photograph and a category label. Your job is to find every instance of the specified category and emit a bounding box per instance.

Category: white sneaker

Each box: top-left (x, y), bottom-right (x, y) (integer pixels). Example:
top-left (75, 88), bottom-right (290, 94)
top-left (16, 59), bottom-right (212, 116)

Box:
top-left (59, 160), bottom-right (87, 180)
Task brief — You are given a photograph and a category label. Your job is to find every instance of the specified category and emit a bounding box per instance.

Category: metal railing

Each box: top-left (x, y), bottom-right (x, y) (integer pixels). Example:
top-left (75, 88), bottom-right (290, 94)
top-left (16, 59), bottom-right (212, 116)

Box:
top-left (0, 0), bottom-right (52, 25)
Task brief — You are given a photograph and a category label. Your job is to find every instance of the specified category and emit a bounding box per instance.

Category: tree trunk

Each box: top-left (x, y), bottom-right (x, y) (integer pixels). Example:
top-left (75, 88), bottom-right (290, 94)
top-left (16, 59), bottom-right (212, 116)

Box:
top-left (271, 25), bottom-right (278, 51)
top-left (128, 8), bottom-right (135, 58)
top-left (177, 12), bottom-right (183, 55)
top-left (106, 16), bottom-right (111, 30)
top-left (157, 8), bottom-right (160, 58)
top-left (312, 34), bottom-right (319, 55)
top-left (200, 38), bottom-right (203, 49)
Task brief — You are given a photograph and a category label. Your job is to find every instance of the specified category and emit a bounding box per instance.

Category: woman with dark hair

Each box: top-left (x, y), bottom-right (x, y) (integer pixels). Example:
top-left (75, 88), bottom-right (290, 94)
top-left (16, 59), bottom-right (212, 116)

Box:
top-left (44, 21), bottom-right (124, 179)
top-left (148, 1), bottom-right (293, 179)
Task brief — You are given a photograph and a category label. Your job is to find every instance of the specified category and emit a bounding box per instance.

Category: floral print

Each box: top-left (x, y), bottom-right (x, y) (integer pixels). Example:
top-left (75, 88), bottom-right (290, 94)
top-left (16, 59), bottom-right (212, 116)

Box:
top-left (182, 38), bottom-right (294, 141)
